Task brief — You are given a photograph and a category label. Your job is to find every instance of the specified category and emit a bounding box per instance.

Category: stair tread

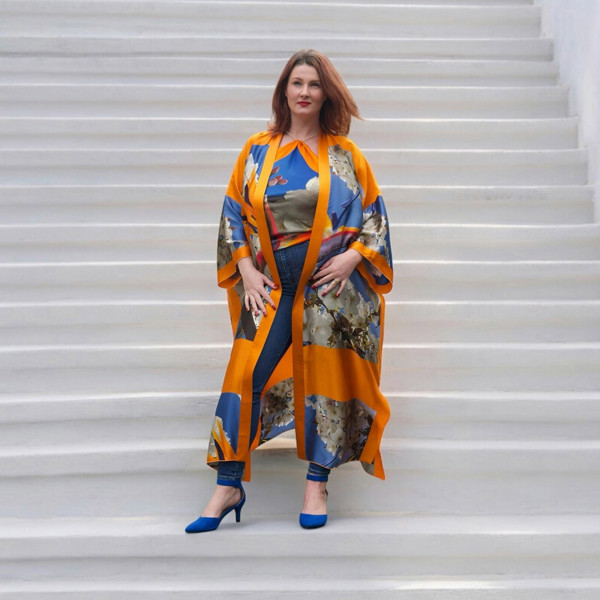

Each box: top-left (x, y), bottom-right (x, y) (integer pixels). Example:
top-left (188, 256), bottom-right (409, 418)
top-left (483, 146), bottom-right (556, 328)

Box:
top-left (2, 222), bottom-right (599, 228)
top-left (1, 513), bottom-right (599, 538)
top-left (1, 299), bottom-right (600, 305)
top-left (3, 389), bottom-right (600, 402)
top-left (3, 341), bottom-right (600, 348)
top-left (1, 82), bottom-right (567, 90)
top-left (1, 577), bottom-right (600, 593)
top-left (4, 259), bottom-right (600, 264)
top-left (1, 437), bottom-right (599, 458)
top-left (0, 57), bottom-right (557, 64)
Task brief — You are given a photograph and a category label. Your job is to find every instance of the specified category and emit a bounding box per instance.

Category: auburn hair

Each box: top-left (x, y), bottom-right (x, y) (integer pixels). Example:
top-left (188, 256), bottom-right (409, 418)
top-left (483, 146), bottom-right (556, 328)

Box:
top-left (268, 49), bottom-right (361, 137)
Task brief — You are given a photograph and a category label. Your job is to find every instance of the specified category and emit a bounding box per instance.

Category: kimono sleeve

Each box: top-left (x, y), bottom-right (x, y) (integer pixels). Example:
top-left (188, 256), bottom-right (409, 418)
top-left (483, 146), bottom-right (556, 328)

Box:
top-left (348, 147), bottom-right (394, 294)
top-left (216, 138), bottom-right (254, 289)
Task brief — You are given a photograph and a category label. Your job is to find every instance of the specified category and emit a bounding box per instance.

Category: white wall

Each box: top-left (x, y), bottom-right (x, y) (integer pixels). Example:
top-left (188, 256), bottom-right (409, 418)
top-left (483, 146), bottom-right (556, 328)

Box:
top-left (535, 0), bottom-right (600, 221)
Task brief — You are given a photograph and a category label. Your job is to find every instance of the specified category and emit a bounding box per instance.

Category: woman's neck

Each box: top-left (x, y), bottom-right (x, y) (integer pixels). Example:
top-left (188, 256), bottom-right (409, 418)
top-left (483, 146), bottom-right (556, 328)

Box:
top-left (287, 118), bottom-right (320, 141)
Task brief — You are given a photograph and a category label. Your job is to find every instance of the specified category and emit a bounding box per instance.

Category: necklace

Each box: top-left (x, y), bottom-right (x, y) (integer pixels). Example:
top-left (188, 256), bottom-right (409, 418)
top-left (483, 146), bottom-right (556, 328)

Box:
top-left (286, 130), bottom-right (319, 143)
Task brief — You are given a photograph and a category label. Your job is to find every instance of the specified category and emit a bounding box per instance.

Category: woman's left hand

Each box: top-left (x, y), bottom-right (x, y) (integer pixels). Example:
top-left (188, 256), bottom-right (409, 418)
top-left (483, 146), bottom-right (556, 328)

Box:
top-left (311, 248), bottom-right (363, 297)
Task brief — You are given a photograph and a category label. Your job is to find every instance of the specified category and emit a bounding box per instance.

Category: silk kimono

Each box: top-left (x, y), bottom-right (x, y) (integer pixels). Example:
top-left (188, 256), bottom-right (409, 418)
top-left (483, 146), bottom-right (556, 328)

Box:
top-left (208, 130), bottom-right (393, 481)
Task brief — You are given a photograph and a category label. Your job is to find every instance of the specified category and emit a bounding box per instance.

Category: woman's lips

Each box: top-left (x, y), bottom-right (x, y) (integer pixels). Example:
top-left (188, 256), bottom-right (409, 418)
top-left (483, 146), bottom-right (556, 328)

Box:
top-left (298, 101), bottom-right (310, 106)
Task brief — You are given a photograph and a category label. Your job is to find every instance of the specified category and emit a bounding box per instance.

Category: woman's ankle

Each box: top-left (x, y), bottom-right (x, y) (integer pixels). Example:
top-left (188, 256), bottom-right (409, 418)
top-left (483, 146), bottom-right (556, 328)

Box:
top-left (201, 484), bottom-right (242, 517)
top-left (302, 479), bottom-right (328, 514)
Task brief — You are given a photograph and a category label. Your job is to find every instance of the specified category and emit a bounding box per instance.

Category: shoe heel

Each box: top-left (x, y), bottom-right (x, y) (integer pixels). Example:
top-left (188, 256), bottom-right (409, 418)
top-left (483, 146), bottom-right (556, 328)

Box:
top-left (232, 485), bottom-right (245, 523)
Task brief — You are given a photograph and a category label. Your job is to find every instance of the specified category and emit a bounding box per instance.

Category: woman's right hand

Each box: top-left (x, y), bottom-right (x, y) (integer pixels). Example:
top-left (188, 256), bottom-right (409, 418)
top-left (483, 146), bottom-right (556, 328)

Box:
top-left (237, 257), bottom-right (278, 316)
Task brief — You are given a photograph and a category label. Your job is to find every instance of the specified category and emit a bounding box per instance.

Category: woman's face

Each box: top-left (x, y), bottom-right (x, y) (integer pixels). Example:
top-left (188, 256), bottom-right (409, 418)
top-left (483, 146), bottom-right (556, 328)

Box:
top-left (285, 64), bottom-right (326, 124)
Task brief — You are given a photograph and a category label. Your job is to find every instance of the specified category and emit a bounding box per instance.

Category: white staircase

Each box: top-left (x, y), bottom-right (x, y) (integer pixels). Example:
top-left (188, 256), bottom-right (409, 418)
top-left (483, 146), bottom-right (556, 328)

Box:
top-left (1, 0), bottom-right (600, 597)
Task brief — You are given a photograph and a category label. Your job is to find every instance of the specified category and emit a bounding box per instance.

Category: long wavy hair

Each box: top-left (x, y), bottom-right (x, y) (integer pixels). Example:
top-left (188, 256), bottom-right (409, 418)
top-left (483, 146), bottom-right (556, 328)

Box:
top-left (268, 49), bottom-right (361, 137)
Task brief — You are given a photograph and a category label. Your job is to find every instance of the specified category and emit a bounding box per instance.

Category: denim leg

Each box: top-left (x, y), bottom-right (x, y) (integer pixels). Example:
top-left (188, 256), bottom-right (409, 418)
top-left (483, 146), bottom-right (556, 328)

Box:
top-left (249, 241), bottom-right (309, 444)
top-left (249, 291), bottom-right (294, 444)
top-left (216, 460), bottom-right (245, 487)
top-left (215, 241), bottom-right (309, 488)
top-left (307, 462), bottom-right (331, 482)
top-left (216, 296), bottom-right (293, 489)
top-left (216, 296), bottom-right (293, 490)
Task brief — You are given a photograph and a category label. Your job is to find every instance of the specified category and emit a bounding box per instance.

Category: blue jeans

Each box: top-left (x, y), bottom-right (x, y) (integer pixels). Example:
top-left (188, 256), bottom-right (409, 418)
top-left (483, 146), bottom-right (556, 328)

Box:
top-left (216, 240), bottom-right (331, 487)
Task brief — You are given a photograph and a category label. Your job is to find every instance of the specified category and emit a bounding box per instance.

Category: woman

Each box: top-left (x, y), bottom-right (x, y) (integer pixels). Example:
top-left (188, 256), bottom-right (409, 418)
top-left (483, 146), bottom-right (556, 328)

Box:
top-left (185, 49), bottom-right (393, 533)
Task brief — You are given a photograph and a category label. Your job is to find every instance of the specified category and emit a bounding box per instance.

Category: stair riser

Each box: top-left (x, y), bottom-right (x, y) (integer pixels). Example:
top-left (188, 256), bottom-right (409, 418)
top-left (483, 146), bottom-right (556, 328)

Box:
top-left (0, 36), bottom-right (553, 60)
top-left (0, 572), bottom-right (598, 600)
top-left (3, 443), bottom-right (598, 476)
top-left (0, 57), bottom-right (557, 87)
top-left (0, 86), bottom-right (568, 118)
top-left (2, 347), bottom-right (600, 393)
top-left (0, 543), bottom-right (598, 579)
top-left (135, 0), bottom-right (538, 4)
top-left (0, 150), bottom-right (587, 186)
top-left (1, 590), bottom-right (599, 600)
top-left (0, 186), bottom-right (593, 225)
top-left (391, 198), bottom-right (594, 225)
top-left (2, 303), bottom-right (600, 343)
top-left (393, 227), bottom-right (600, 259)
top-left (2, 263), bottom-right (599, 301)
top-left (207, 0), bottom-right (536, 3)
top-left (2, 415), bottom-right (599, 446)
top-left (4, 225), bottom-right (600, 261)
top-left (3, 394), bottom-right (599, 442)
top-left (1, 467), bottom-right (599, 519)
top-left (0, 118), bottom-right (578, 151)
top-left (0, 200), bottom-right (593, 225)
top-left (0, 4), bottom-right (542, 38)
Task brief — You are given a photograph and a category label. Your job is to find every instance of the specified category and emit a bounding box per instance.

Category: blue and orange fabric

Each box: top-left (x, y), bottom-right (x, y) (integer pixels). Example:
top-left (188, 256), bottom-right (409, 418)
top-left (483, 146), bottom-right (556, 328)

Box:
top-left (210, 130), bottom-right (393, 481)
top-left (264, 141), bottom-right (319, 250)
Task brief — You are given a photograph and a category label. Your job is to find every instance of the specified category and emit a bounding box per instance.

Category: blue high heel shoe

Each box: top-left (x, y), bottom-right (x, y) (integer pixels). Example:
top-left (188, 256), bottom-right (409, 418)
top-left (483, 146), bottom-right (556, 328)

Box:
top-left (185, 483), bottom-right (245, 533)
top-left (299, 473), bottom-right (328, 529)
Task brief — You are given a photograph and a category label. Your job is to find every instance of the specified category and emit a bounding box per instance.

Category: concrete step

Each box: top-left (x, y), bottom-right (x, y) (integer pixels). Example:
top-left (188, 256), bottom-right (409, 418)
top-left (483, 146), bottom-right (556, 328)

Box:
top-left (1, 578), bottom-right (598, 600)
top-left (1, 260), bottom-right (599, 301)
top-left (0, 57), bottom-right (558, 87)
top-left (3, 223), bottom-right (600, 262)
top-left (0, 35), bottom-right (554, 61)
top-left (1, 342), bottom-right (600, 393)
top-left (0, 515), bottom-right (599, 579)
top-left (0, 117), bottom-right (579, 150)
top-left (0, 0), bottom-right (596, 593)
top-left (0, 3), bottom-right (542, 39)
top-left (0, 149), bottom-right (587, 186)
top-left (3, 300), bottom-right (599, 345)
top-left (0, 437), bottom-right (599, 518)
top-left (0, 185), bottom-right (593, 225)
top-left (0, 84), bottom-right (569, 118)
top-left (3, 436), bottom-right (597, 479)
top-left (188, 0), bottom-right (537, 4)
top-left (380, 185), bottom-right (594, 224)
top-left (391, 223), bottom-right (600, 259)
top-left (2, 390), bottom-right (598, 443)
